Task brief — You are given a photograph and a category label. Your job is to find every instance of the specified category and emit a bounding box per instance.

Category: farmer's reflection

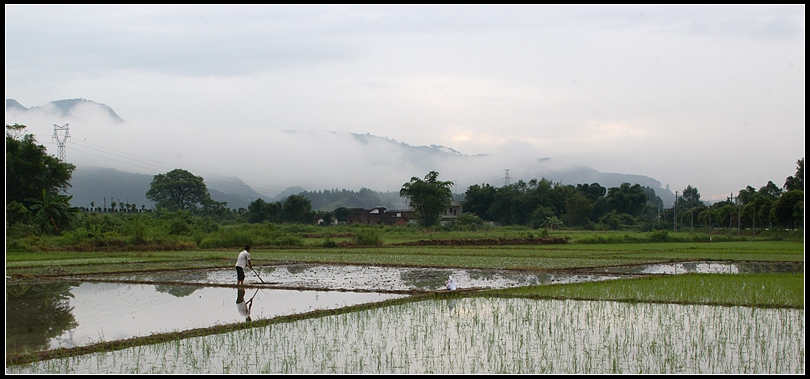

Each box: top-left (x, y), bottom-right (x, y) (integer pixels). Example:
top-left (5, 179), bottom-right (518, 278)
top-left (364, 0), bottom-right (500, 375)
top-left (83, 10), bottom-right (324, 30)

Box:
top-left (236, 288), bottom-right (258, 322)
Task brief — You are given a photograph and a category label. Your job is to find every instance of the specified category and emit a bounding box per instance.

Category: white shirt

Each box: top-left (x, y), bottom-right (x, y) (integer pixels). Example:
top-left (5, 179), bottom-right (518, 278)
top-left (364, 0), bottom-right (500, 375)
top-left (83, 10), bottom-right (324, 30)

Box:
top-left (235, 250), bottom-right (251, 268)
top-left (237, 301), bottom-right (250, 318)
top-left (446, 276), bottom-right (457, 290)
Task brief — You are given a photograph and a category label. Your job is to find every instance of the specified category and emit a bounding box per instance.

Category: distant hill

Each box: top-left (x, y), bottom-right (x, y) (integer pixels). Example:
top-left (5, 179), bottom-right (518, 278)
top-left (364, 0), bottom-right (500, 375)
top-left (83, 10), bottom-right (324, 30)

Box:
top-left (67, 166), bottom-right (412, 211)
top-left (68, 167), bottom-right (154, 209)
top-left (15, 97), bottom-right (678, 208)
top-left (68, 166), bottom-right (273, 210)
top-left (6, 98), bottom-right (124, 123)
top-left (5, 99), bottom-right (27, 112)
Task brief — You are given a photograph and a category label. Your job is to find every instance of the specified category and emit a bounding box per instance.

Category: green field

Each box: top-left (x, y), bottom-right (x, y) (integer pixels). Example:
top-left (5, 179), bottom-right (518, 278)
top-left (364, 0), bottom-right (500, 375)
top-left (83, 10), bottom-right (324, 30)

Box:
top-left (6, 229), bottom-right (804, 308)
top-left (5, 229), bottom-right (804, 368)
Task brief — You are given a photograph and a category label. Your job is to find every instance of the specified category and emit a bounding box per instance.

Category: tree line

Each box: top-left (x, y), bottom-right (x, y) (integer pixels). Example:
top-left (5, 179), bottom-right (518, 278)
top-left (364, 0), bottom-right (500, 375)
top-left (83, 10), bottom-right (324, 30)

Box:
top-left (6, 123), bottom-right (804, 241)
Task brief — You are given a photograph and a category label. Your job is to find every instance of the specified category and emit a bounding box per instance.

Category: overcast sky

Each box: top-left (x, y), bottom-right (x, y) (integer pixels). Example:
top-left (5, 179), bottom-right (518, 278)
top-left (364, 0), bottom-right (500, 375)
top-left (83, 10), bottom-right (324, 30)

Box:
top-left (5, 4), bottom-right (805, 201)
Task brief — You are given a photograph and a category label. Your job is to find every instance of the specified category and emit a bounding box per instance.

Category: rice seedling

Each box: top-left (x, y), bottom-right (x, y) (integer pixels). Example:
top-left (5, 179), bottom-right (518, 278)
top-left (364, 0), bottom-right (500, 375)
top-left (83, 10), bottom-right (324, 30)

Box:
top-left (8, 297), bottom-right (803, 374)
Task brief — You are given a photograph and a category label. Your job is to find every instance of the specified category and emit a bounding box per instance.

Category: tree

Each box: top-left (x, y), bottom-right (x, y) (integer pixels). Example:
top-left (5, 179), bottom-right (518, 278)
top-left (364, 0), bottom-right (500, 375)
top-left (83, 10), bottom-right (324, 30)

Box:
top-left (25, 189), bottom-right (79, 235)
top-left (541, 215), bottom-right (563, 230)
top-left (5, 123), bottom-right (75, 206)
top-left (737, 186), bottom-right (759, 205)
top-left (773, 190), bottom-right (804, 229)
top-left (489, 181), bottom-right (531, 226)
top-left (200, 197), bottom-right (229, 218)
top-left (606, 183), bottom-right (647, 217)
top-left (146, 169), bottom-right (213, 212)
top-left (758, 181), bottom-right (782, 201)
top-left (575, 183), bottom-right (607, 203)
top-left (247, 198), bottom-right (270, 223)
top-left (561, 190), bottom-right (593, 228)
top-left (400, 171), bottom-right (453, 228)
top-left (783, 158), bottom-right (804, 192)
top-left (283, 194), bottom-right (314, 224)
top-left (463, 183), bottom-right (497, 221)
top-left (680, 185), bottom-right (703, 209)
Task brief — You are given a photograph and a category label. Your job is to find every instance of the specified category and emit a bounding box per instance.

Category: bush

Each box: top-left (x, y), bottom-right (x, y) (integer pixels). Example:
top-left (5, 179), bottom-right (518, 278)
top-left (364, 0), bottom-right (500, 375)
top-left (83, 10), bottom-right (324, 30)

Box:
top-left (322, 236), bottom-right (339, 248)
top-left (352, 228), bottom-right (383, 246)
top-left (647, 230), bottom-right (669, 242)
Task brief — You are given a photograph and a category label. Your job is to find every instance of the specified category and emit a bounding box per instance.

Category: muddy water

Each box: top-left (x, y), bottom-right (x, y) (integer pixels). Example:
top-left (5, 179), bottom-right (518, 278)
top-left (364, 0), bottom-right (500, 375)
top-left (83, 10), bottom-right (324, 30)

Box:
top-left (85, 265), bottom-right (629, 292)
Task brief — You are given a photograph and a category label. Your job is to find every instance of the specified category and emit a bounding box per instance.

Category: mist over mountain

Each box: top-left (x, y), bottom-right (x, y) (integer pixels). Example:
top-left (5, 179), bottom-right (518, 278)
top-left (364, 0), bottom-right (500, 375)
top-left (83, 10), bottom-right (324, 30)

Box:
top-left (68, 166), bottom-right (271, 210)
top-left (7, 98), bottom-right (124, 123)
top-left (7, 98), bottom-right (677, 209)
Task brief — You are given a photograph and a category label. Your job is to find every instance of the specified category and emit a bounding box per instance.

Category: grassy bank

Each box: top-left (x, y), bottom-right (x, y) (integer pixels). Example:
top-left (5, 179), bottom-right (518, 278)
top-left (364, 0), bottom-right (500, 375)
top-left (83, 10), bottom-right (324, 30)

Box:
top-left (485, 273), bottom-right (805, 309)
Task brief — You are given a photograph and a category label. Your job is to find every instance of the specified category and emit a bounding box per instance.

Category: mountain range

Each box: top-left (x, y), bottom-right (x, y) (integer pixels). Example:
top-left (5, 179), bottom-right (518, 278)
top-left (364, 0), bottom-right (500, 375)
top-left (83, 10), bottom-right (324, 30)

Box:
top-left (7, 98), bottom-right (677, 210)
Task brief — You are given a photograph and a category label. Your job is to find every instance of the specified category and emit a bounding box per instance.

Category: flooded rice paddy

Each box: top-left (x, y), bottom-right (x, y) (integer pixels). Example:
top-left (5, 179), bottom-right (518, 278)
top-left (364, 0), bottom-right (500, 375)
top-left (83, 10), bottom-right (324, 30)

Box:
top-left (8, 298), bottom-right (804, 374)
top-left (6, 260), bottom-right (804, 374)
top-left (56, 259), bottom-right (803, 292)
top-left (5, 282), bottom-right (405, 356)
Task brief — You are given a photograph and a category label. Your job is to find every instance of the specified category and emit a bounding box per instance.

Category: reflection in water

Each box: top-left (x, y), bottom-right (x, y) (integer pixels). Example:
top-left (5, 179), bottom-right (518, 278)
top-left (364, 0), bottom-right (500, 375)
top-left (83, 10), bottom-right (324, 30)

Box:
top-left (154, 284), bottom-right (202, 297)
top-left (640, 262), bottom-right (740, 275)
top-left (5, 281), bottom-right (405, 357)
top-left (5, 281), bottom-right (80, 356)
top-left (400, 268), bottom-right (452, 289)
top-left (591, 261), bottom-right (804, 275)
top-left (287, 265), bottom-right (310, 275)
top-left (153, 272), bottom-right (209, 297)
top-left (236, 288), bottom-right (258, 322)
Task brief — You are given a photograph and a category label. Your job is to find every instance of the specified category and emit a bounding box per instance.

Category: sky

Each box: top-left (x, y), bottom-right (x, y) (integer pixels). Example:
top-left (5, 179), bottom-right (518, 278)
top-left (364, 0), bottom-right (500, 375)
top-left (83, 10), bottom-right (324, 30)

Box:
top-left (5, 4), bottom-right (805, 202)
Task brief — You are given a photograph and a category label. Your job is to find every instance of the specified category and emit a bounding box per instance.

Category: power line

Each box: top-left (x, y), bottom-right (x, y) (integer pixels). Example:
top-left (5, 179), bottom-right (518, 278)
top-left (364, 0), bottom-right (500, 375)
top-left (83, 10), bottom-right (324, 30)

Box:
top-left (69, 140), bottom-right (289, 196)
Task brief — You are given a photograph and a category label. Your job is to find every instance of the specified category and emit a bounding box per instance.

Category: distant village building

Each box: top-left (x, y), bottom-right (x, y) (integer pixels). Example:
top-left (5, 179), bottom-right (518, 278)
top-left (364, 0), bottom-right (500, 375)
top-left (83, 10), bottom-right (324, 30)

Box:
top-left (345, 206), bottom-right (413, 226)
top-left (344, 200), bottom-right (465, 226)
top-left (441, 200), bottom-right (464, 224)
top-left (315, 213), bottom-right (339, 226)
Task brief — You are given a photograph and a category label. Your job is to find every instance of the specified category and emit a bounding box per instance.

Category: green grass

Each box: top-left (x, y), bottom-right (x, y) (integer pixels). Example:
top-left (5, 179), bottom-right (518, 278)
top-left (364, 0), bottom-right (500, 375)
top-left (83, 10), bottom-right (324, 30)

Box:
top-left (483, 273), bottom-right (805, 309)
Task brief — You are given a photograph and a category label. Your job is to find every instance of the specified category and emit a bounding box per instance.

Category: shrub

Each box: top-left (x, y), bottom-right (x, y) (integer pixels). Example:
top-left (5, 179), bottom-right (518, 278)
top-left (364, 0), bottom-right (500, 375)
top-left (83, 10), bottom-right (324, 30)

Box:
top-left (322, 237), bottom-right (339, 248)
top-left (352, 228), bottom-right (383, 246)
top-left (647, 230), bottom-right (669, 242)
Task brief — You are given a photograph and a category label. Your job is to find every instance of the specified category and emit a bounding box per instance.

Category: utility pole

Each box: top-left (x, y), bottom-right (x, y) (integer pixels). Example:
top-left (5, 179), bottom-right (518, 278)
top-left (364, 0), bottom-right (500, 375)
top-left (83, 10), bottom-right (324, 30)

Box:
top-left (729, 194), bottom-right (733, 230)
top-left (737, 196), bottom-right (741, 236)
top-left (752, 203), bottom-right (756, 240)
top-left (503, 169), bottom-right (511, 187)
top-left (52, 123), bottom-right (70, 161)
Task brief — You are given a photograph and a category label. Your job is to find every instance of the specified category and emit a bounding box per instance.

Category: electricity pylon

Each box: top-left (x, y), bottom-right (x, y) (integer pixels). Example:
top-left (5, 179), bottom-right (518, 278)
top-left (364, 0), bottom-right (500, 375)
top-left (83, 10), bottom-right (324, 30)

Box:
top-left (52, 123), bottom-right (70, 161)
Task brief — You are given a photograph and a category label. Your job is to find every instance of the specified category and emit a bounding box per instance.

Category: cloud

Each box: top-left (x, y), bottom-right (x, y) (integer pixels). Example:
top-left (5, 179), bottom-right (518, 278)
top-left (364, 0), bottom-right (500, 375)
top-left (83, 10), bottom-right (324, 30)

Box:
top-left (5, 5), bottom-right (805, 203)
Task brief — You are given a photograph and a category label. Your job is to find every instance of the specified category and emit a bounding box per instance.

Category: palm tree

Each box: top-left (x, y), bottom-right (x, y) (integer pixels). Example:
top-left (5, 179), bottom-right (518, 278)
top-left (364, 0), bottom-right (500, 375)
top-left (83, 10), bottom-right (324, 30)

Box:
top-left (26, 189), bottom-right (79, 234)
top-left (542, 215), bottom-right (563, 230)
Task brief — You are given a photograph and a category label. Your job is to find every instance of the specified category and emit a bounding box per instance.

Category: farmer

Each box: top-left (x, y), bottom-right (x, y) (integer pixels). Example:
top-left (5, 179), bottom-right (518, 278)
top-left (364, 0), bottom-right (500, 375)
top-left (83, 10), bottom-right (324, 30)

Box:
top-left (236, 288), bottom-right (255, 322)
top-left (446, 275), bottom-right (458, 290)
top-left (235, 245), bottom-right (253, 286)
